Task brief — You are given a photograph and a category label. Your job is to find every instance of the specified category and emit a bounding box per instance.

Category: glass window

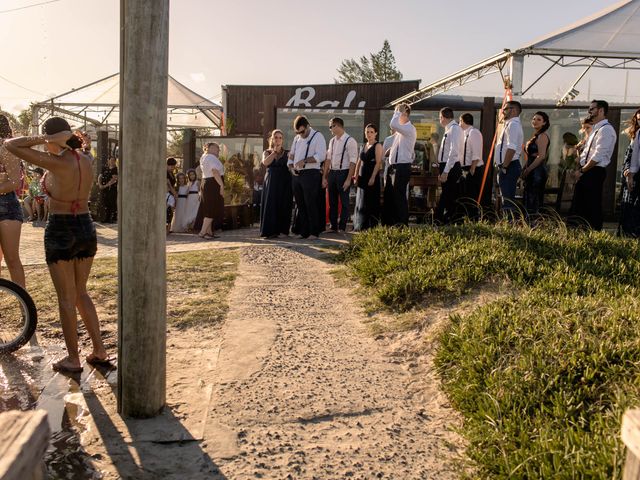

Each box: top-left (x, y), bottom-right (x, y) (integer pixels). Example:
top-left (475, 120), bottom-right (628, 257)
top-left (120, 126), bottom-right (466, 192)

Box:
top-left (276, 109), bottom-right (365, 149)
top-left (520, 108), bottom-right (587, 191)
top-left (616, 109), bottom-right (638, 204)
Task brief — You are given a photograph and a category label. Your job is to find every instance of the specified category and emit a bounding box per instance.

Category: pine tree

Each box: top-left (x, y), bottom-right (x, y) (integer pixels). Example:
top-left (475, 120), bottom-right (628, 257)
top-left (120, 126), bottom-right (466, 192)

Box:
top-left (336, 40), bottom-right (403, 83)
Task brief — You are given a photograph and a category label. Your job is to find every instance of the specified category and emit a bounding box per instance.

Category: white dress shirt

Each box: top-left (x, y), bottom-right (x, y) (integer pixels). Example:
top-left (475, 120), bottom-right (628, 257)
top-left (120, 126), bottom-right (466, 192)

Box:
top-left (200, 153), bottom-right (224, 178)
top-left (579, 119), bottom-right (617, 168)
top-left (495, 117), bottom-right (524, 165)
top-left (327, 133), bottom-right (358, 170)
top-left (389, 111), bottom-right (417, 165)
top-left (288, 128), bottom-right (327, 170)
top-left (630, 130), bottom-right (640, 174)
top-left (439, 120), bottom-right (464, 173)
top-left (461, 126), bottom-right (484, 167)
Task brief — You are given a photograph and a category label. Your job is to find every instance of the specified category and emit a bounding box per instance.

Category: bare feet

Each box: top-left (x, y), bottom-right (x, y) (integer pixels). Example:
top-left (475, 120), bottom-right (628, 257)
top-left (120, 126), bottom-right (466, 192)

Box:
top-left (52, 356), bottom-right (83, 373)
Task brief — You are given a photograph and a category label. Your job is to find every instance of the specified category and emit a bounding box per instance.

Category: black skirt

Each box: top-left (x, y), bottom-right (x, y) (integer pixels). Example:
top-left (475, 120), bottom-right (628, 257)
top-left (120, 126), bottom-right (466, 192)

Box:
top-left (201, 177), bottom-right (224, 221)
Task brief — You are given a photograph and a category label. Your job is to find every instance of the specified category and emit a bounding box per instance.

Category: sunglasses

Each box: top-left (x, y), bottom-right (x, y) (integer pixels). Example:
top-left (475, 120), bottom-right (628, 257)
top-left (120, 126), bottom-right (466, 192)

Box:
top-left (329, 124), bottom-right (337, 129)
top-left (296, 127), bottom-right (307, 134)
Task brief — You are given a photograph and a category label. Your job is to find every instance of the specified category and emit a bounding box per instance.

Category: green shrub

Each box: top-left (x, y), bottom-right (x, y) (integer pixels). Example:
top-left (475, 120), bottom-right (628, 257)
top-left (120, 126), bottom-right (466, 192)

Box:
top-left (340, 223), bottom-right (640, 478)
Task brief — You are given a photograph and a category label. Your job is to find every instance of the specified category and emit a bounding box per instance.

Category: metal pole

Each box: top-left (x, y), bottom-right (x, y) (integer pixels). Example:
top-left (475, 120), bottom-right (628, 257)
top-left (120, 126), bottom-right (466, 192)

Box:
top-left (118, 0), bottom-right (169, 417)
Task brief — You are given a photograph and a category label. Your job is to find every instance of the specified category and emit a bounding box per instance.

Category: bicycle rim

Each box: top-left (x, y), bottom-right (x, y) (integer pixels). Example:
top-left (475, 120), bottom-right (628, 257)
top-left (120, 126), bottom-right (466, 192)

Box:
top-left (0, 282), bottom-right (32, 353)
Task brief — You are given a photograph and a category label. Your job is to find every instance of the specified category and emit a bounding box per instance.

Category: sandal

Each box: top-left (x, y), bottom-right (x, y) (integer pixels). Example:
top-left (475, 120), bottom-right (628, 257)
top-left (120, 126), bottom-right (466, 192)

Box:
top-left (52, 357), bottom-right (83, 373)
top-left (86, 354), bottom-right (115, 366)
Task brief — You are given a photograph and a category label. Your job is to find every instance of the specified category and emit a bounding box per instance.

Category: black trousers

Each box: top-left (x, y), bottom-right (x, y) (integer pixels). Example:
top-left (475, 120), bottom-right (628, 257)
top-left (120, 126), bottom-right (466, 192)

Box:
top-left (383, 163), bottom-right (411, 226)
top-left (463, 165), bottom-right (484, 219)
top-left (328, 169), bottom-right (351, 230)
top-left (292, 169), bottom-right (322, 237)
top-left (435, 162), bottom-right (462, 224)
top-left (571, 166), bottom-right (606, 230)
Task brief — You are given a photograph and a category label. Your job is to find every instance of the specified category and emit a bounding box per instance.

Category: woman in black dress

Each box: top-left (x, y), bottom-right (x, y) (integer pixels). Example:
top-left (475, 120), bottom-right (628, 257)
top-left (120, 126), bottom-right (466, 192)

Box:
top-left (521, 111), bottom-right (550, 218)
top-left (260, 129), bottom-right (292, 238)
top-left (619, 108), bottom-right (640, 237)
top-left (353, 123), bottom-right (383, 231)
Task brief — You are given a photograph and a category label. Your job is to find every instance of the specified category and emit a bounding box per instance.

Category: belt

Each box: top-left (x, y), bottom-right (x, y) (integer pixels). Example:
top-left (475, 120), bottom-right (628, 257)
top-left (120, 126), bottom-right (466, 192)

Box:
top-left (188, 191), bottom-right (198, 195)
top-left (330, 168), bottom-right (350, 172)
top-left (178, 194), bottom-right (187, 198)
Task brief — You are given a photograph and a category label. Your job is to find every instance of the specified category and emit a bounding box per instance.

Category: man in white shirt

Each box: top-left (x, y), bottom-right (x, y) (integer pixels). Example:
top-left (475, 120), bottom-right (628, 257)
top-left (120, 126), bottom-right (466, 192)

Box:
top-left (435, 107), bottom-right (464, 224)
top-left (324, 117), bottom-right (358, 232)
top-left (288, 115), bottom-right (327, 239)
top-left (459, 113), bottom-right (484, 218)
top-left (570, 99), bottom-right (617, 231)
top-left (495, 100), bottom-right (524, 219)
top-left (383, 103), bottom-right (417, 226)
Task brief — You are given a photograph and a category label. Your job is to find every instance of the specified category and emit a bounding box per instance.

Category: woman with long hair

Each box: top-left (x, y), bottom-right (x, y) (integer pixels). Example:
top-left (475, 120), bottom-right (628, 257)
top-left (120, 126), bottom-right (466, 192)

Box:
top-left (619, 107), bottom-right (640, 237)
top-left (5, 117), bottom-right (108, 373)
top-left (260, 129), bottom-right (292, 238)
top-left (521, 111), bottom-right (550, 217)
top-left (353, 123), bottom-right (383, 231)
top-left (184, 169), bottom-right (200, 230)
top-left (0, 115), bottom-right (26, 287)
top-left (170, 172), bottom-right (190, 233)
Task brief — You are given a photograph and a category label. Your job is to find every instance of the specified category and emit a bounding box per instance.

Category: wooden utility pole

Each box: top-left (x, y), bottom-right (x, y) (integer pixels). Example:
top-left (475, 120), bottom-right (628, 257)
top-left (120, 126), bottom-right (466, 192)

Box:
top-left (117, 0), bottom-right (169, 417)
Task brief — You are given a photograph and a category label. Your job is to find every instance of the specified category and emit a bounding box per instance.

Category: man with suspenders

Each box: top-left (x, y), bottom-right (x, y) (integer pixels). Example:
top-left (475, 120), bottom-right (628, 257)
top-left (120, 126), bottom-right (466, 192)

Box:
top-left (435, 107), bottom-right (464, 224)
top-left (288, 115), bottom-right (327, 239)
top-left (459, 113), bottom-right (484, 219)
top-left (324, 117), bottom-right (358, 232)
top-left (571, 99), bottom-right (617, 230)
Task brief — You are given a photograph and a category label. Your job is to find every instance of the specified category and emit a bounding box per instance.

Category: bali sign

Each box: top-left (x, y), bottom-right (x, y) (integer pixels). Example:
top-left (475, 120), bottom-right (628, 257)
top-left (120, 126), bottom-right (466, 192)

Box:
top-left (284, 87), bottom-right (366, 113)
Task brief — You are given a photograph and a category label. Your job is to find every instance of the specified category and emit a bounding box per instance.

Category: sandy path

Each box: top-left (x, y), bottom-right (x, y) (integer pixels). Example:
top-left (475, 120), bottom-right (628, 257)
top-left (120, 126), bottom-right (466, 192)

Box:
top-left (204, 245), bottom-right (462, 479)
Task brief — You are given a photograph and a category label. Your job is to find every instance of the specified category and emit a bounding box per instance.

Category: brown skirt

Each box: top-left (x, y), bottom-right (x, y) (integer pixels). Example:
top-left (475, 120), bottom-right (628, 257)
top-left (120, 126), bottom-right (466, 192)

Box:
top-left (200, 177), bottom-right (224, 220)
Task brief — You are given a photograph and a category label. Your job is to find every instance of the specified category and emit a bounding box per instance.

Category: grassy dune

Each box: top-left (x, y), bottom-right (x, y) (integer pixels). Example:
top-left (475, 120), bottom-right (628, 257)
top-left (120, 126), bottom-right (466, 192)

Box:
top-left (340, 223), bottom-right (640, 479)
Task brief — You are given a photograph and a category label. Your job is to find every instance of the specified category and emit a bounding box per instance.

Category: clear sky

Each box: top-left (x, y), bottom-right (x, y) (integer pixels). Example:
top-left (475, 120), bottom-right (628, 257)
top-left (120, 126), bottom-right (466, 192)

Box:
top-left (0, 0), bottom-right (629, 114)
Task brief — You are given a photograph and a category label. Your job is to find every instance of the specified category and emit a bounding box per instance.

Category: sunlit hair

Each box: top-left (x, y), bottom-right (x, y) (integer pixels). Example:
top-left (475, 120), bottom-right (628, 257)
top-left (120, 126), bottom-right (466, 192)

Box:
top-left (0, 115), bottom-right (12, 139)
top-left (364, 123), bottom-right (379, 141)
top-left (625, 107), bottom-right (640, 139)
top-left (268, 129), bottom-right (284, 150)
top-left (176, 172), bottom-right (187, 186)
top-left (42, 117), bottom-right (83, 149)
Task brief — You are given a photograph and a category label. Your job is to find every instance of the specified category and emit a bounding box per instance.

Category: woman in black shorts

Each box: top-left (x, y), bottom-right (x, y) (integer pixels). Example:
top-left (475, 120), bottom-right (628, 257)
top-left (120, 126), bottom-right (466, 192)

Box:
top-left (0, 115), bottom-right (26, 287)
top-left (6, 117), bottom-right (109, 373)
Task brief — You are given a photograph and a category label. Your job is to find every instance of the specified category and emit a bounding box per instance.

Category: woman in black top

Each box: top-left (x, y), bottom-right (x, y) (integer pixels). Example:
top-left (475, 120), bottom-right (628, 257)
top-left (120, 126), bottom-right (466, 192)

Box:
top-left (522, 111), bottom-right (550, 218)
top-left (353, 124), bottom-right (383, 231)
top-left (260, 129), bottom-right (292, 238)
top-left (98, 156), bottom-right (118, 223)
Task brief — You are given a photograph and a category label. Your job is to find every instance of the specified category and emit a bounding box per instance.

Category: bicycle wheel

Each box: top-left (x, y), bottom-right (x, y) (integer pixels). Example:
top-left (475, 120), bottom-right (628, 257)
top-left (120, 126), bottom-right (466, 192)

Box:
top-left (0, 278), bottom-right (38, 354)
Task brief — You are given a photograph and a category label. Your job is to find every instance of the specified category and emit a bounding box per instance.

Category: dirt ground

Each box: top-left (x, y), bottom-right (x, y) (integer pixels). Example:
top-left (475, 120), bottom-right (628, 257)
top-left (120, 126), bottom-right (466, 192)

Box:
top-left (3, 227), bottom-right (467, 479)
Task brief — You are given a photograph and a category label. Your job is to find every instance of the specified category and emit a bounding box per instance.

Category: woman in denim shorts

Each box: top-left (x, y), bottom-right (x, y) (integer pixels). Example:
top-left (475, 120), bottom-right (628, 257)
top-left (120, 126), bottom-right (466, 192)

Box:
top-left (6, 117), bottom-right (109, 373)
top-left (0, 115), bottom-right (25, 288)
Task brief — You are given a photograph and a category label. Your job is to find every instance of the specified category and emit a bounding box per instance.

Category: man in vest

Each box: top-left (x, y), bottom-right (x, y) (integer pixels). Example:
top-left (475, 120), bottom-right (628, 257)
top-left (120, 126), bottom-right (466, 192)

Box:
top-left (288, 115), bottom-right (327, 239)
top-left (571, 99), bottom-right (617, 230)
top-left (324, 117), bottom-right (358, 232)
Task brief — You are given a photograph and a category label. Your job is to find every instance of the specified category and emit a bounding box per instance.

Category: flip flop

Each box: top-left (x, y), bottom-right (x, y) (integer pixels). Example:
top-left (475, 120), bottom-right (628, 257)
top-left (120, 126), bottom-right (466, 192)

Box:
top-left (52, 358), bottom-right (83, 373)
top-left (86, 354), bottom-right (115, 366)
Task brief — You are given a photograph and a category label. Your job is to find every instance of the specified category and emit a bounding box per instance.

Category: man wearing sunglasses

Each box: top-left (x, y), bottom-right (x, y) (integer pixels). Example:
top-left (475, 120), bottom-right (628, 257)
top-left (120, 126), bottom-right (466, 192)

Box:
top-left (288, 115), bottom-right (327, 239)
top-left (570, 99), bottom-right (616, 230)
top-left (495, 100), bottom-right (524, 219)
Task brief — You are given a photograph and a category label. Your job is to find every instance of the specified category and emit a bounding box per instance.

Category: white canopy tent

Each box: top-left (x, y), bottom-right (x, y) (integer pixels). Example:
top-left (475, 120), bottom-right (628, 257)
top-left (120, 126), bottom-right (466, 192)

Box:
top-left (32, 73), bottom-right (222, 131)
top-left (392, 0), bottom-right (640, 106)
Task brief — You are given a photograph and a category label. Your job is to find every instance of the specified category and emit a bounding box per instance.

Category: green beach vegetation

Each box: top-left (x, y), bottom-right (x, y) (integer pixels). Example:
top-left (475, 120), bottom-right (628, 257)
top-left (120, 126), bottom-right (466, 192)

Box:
top-left (340, 223), bottom-right (640, 479)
